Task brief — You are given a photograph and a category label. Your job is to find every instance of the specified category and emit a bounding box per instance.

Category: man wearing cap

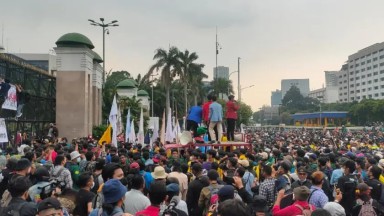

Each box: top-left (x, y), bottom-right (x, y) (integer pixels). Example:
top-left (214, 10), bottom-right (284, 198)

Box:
top-left (69, 151), bottom-right (81, 189)
top-left (151, 166), bottom-right (168, 183)
top-left (272, 186), bottom-right (315, 216)
top-left (352, 183), bottom-right (384, 216)
top-left (291, 167), bottom-right (312, 190)
top-left (160, 183), bottom-right (188, 216)
top-left (238, 159), bottom-right (255, 197)
top-left (37, 197), bottom-right (64, 216)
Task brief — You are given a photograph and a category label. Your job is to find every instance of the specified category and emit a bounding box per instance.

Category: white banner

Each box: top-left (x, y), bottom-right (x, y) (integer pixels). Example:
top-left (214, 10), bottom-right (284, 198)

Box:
top-left (2, 85), bottom-right (17, 111)
top-left (0, 118), bottom-right (8, 143)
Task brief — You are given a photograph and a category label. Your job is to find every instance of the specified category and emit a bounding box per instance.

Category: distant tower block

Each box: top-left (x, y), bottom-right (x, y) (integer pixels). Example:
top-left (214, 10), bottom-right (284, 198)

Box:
top-left (54, 33), bottom-right (102, 139)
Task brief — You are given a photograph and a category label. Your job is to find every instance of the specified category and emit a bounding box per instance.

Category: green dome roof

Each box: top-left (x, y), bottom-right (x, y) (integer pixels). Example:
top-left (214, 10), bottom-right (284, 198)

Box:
top-left (56, 33), bottom-right (95, 49)
top-left (116, 79), bottom-right (136, 89)
top-left (137, 90), bottom-right (149, 97)
top-left (91, 51), bottom-right (103, 63)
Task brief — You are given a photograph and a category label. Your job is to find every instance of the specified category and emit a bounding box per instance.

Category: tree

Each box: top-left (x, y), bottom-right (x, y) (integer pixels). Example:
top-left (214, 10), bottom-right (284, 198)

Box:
top-left (177, 50), bottom-right (198, 116)
top-left (148, 47), bottom-right (180, 119)
top-left (210, 78), bottom-right (234, 99)
top-left (237, 102), bottom-right (253, 126)
top-left (102, 71), bottom-right (131, 122)
top-left (282, 85), bottom-right (304, 112)
top-left (188, 63), bottom-right (207, 105)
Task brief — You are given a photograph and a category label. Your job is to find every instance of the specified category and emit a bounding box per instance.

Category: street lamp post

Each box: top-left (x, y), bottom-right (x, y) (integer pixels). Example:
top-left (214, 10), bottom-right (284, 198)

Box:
top-left (150, 73), bottom-right (158, 117)
top-left (317, 96), bottom-right (323, 126)
top-left (228, 70), bottom-right (238, 95)
top-left (238, 57), bottom-right (241, 102)
top-left (88, 18), bottom-right (119, 85)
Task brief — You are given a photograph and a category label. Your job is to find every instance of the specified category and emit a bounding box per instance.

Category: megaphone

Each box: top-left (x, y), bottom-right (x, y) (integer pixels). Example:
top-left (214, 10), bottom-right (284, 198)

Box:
top-left (179, 131), bottom-right (193, 146)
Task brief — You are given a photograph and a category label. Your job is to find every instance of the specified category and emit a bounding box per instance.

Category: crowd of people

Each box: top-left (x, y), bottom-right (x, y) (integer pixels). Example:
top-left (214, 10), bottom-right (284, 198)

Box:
top-left (3, 92), bottom-right (384, 215)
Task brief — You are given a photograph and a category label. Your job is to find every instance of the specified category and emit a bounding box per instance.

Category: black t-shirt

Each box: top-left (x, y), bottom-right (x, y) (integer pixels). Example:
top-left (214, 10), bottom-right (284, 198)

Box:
top-left (73, 189), bottom-right (95, 216)
top-left (366, 178), bottom-right (382, 201)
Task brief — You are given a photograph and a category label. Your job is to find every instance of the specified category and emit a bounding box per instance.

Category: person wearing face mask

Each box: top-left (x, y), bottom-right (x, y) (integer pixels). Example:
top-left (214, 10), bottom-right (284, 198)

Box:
top-left (73, 172), bottom-right (96, 216)
top-left (69, 151), bottom-right (81, 190)
top-left (1, 175), bottom-right (37, 216)
top-left (291, 167), bottom-right (312, 190)
top-left (90, 179), bottom-right (132, 216)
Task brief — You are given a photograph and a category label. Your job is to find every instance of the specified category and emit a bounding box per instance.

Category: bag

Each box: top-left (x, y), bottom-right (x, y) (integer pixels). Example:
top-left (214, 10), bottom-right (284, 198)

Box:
top-left (209, 185), bottom-right (223, 206)
top-left (3, 201), bottom-right (27, 216)
top-left (294, 204), bottom-right (313, 216)
top-left (0, 190), bottom-right (11, 208)
top-left (359, 200), bottom-right (377, 216)
top-left (379, 183), bottom-right (384, 205)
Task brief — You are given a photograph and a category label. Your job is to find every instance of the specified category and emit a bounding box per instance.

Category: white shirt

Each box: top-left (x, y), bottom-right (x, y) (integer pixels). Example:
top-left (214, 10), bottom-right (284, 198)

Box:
top-left (123, 189), bottom-right (150, 215)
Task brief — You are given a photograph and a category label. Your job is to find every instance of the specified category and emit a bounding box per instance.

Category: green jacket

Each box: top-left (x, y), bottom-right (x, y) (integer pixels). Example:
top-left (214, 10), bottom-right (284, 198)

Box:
top-left (69, 163), bottom-right (80, 190)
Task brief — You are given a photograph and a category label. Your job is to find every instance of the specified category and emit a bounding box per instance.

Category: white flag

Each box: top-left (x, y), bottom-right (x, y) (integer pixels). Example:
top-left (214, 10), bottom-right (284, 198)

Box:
top-left (109, 95), bottom-right (118, 147)
top-left (129, 119), bottom-right (136, 143)
top-left (138, 108), bottom-right (144, 144)
top-left (125, 108), bottom-right (131, 142)
top-left (165, 108), bottom-right (175, 142)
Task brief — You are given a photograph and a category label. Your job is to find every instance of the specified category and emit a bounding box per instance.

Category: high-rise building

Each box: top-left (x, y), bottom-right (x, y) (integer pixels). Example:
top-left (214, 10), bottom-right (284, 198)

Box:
top-left (271, 89), bottom-right (282, 106)
top-left (213, 66), bottom-right (229, 80)
top-left (324, 71), bottom-right (338, 87)
top-left (338, 42), bottom-right (384, 102)
top-left (281, 79), bottom-right (310, 99)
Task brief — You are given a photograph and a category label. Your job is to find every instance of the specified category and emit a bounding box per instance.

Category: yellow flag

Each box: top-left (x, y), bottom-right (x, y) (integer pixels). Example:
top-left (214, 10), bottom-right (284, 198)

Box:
top-left (99, 125), bottom-right (112, 145)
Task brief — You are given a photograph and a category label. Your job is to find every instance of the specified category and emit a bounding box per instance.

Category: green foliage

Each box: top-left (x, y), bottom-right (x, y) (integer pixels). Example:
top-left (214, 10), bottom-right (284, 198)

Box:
top-left (92, 125), bottom-right (108, 139)
top-left (238, 102), bottom-right (253, 125)
top-left (210, 78), bottom-right (234, 98)
top-left (102, 71), bottom-right (131, 121)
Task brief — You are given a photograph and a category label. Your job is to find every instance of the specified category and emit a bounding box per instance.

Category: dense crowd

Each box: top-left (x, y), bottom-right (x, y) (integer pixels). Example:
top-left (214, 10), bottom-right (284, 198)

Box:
top-left (3, 92), bottom-right (384, 216)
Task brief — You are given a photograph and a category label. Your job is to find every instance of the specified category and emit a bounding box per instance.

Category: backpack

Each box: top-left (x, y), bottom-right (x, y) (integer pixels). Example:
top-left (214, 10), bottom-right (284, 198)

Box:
top-left (379, 183), bottom-right (384, 205)
top-left (2, 201), bottom-right (27, 216)
top-left (294, 204), bottom-right (313, 216)
top-left (358, 200), bottom-right (377, 216)
top-left (209, 185), bottom-right (224, 206)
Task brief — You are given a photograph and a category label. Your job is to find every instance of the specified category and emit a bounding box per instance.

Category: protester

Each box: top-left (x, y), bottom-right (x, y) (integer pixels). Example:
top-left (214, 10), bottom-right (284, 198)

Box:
top-left (136, 181), bottom-right (167, 216)
top-left (124, 174), bottom-right (150, 215)
top-left (308, 171), bottom-right (329, 208)
top-left (89, 179), bottom-right (131, 216)
top-left (208, 95), bottom-right (223, 144)
top-left (225, 95), bottom-right (239, 142)
top-left (37, 197), bottom-right (65, 216)
top-left (271, 186), bottom-right (315, 216)
top-left (73, 172), bottom-right (95, 216)
top-left (187, 102), bottom-right (203, 137)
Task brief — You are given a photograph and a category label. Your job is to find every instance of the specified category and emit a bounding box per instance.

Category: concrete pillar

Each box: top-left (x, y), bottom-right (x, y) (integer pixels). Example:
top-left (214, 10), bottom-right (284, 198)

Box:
top-left (54, 47), bottom-right (94, 139)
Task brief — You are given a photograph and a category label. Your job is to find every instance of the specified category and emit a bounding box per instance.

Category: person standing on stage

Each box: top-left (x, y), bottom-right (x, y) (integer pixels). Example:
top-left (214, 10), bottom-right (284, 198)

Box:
top-left (225, 95), bottom-right (239, 142)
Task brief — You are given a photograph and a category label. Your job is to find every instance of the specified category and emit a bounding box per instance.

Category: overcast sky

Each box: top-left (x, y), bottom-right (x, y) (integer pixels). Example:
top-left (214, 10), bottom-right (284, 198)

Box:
top-left (2, 0), bottom-right (384, 111)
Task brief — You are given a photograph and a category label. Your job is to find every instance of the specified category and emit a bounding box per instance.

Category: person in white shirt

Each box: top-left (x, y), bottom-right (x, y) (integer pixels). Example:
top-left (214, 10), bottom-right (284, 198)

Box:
top-left (123, 175), bottom-right (150, 215)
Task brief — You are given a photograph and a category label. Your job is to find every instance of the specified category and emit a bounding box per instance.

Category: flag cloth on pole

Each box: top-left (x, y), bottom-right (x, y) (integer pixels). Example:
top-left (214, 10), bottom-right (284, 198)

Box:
top-left (173, 119), bottom-right (181, 143)
top-left (117, 106), bottom-right (123, 135)
top-left (129, 119), bottom-right (136, 143)
top-left (165, 108), bottom-right (174, 142)
top-left (98, 125), bottom-right (112, 145)
top-left (109, 95), bottom-right (118, 147)
top-left (125, 108), bottom-right (131, 142)
top-left (160, 110), bottom-right (165, 145)
top-left (138, 108), bottom-right (144, 144)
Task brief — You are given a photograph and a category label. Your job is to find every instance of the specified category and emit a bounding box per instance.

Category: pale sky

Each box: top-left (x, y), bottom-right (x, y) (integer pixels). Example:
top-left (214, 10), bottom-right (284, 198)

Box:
top-left (2, 0), bottom-right (384, 112)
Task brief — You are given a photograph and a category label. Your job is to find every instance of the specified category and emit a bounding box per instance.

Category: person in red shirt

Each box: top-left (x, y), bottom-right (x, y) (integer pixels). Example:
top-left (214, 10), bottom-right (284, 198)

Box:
top-left (225, 95), bottom-right (239, 142)
top-left (136, 181), bottom-right (167, 216)
top-left (202, 94), bottom-right (217, 141)
top-left (272, 186), bottom-right (315, 216)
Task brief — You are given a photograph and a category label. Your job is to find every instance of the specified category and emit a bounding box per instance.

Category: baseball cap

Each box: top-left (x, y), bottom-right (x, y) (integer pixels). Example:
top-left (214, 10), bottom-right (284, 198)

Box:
top-left (153, 154), bottom-right (161, 163)
top-left (166, 183), bottom-right (180, 194)
top-left (37, 197), bottom-right (61, 213)
top-left (129, 162), bottom-right (140, 169)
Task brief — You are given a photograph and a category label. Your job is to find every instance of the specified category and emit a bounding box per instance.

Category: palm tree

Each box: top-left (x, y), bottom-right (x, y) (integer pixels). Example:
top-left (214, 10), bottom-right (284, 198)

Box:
top-left (210, 78), bottom-right (234, 99)
top-left (189, 63), bottom-right (207, 105)
top-left (148, 47), bottom-right (180, 118)
top-left (177, 50), bottom-right (200, 116)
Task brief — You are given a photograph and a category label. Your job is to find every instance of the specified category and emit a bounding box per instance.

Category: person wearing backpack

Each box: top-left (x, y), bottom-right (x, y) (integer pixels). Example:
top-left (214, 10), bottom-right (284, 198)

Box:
top-left (89, 179), bottom-right (132, 216)
top-left (337, 160), bottom-right (358, 216)
top-left (1, 175), bottom-right (37, 216)
top-left (272, 186), bottom-right (315, 216)
top-left (351, 183), bottom-right (384, 216)
top-left (198, 170), bottom-right (223, 215)
top-left (365, 165), bottom-right (383, 202)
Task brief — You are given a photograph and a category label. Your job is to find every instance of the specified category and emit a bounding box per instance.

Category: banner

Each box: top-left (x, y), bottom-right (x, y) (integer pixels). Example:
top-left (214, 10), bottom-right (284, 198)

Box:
top-left (0, 118), bottom-right (8, 143)
top-left (2, 85), bottom-right (17, 111)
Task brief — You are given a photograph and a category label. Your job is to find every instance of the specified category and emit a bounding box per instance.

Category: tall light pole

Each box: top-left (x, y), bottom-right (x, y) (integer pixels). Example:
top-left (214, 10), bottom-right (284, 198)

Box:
top-left (228, 71), bottom-right (238, 95)
top-left (238, 57), bottom-right (241, 102)
top-left (88, 18), bottom-right (119, 85)
top-left (151, 73), bottom-right (158, 117)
